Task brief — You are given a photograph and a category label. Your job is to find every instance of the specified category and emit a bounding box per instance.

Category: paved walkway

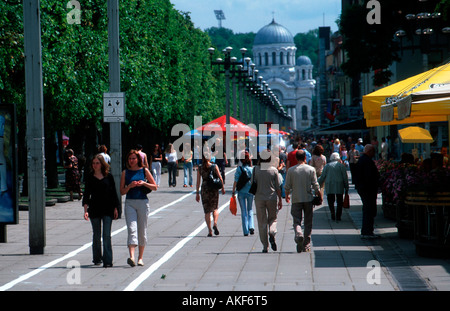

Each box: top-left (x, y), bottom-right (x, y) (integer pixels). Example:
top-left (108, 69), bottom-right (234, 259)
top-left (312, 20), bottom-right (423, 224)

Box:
top-left (0, 167), bottom-right (449, 292)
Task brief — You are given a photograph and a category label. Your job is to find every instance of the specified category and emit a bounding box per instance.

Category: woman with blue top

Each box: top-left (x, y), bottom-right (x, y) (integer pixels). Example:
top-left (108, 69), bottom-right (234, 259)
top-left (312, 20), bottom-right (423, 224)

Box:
top-left (231, 152), bottom-right (255, 236)
top-left (120, 149), bottom-right (157, 267)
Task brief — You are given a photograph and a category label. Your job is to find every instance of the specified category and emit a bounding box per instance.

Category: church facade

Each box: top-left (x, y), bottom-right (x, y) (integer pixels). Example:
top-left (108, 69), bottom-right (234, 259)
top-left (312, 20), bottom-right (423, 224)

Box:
top-left (253, 19), bottom-right (315, 131)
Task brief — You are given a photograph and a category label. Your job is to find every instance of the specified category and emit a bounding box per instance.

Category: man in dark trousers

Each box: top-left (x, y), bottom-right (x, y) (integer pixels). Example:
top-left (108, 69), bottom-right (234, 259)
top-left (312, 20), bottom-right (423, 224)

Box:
top-left (354, 144), bottom-right (380, 238)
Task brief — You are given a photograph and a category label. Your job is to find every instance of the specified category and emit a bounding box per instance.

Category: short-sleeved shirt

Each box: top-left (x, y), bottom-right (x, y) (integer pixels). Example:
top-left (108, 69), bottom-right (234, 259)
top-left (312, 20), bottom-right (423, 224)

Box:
top-left (125, 168), bottom-right (148, 200)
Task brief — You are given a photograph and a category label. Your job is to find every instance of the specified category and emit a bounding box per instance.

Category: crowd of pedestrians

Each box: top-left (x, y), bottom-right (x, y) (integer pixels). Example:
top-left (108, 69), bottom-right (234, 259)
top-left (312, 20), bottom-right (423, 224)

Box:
top-left (75, 132), bottom-right (390, 267)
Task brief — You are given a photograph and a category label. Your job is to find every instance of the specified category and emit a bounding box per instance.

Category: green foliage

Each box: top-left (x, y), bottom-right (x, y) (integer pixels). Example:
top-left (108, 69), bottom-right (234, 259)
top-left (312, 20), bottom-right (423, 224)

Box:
top-left (339, 0), bottom-right (448, 85)
top-left (294, 29), bottom-right (319, 73)
top-left (0, 1), bottom-right (25, 110)
top-left (120, 0), bottom-right (222, 134)
top-left (206, 27), bottom-right (255, 59)
top-left (339, 3), bottom-right (400, 83)
top-left (41, 0), bottom-right (109, 132)
top-left (1, 0), bottom-right (223, 141)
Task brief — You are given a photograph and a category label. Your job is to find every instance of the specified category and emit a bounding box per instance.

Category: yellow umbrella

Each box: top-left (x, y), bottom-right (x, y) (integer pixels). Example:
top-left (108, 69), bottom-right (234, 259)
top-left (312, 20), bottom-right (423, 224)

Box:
top-left (398, 126), bottom-right (434, 143)
top-left (363, 63), bottom-right (450, 127)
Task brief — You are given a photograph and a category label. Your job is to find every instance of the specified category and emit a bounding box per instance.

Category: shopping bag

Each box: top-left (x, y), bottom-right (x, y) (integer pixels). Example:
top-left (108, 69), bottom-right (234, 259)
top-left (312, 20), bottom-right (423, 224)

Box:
top-left (343, 193), bottom-right (350, 209)
top-left (229, 196), bottom-right (237, 216)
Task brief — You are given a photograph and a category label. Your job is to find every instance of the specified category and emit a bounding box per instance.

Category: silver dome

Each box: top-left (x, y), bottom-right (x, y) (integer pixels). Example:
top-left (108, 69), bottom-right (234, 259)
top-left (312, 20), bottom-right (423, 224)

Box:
top-left (296, 55), bottom-right (312, 66)
top-left (254, 19), bottom-right (294, 45)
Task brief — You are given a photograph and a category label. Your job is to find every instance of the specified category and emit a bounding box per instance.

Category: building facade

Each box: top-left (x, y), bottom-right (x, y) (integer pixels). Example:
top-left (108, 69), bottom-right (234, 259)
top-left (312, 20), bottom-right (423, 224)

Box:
top-left (253, 19), bottom-right (316, 131)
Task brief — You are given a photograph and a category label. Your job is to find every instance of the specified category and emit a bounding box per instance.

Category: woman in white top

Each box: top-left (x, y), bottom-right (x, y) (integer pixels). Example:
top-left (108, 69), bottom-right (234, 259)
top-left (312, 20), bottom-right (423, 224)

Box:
top-left (333, 138), bottom-right (340, 154)
top-left (310, 145), bottom-right (327, 197)
top-left (182, 143), bottom-right (193, 187)
top-left (165, 143), bottom-right (178, 187)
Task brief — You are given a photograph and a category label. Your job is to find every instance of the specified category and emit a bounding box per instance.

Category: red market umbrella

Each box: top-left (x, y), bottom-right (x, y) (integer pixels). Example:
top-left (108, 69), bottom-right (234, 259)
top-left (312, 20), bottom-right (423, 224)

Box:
top-left (197, 115), bottom-right (258, 137)
top-left (268, 128), bottom-right (289, 136)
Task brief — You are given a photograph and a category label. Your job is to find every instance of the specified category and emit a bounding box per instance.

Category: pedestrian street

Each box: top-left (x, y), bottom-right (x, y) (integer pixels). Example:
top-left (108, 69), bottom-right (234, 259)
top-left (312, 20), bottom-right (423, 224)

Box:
top-left (1, 168), bottom-right (449, 293)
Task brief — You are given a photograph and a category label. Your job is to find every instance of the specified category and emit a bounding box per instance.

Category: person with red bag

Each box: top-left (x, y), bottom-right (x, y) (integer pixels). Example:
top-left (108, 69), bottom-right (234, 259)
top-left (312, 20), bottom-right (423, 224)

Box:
top-left (318, 152), bottom-right (349, 222)
top-left (231, 152), bottom-right (255, 236)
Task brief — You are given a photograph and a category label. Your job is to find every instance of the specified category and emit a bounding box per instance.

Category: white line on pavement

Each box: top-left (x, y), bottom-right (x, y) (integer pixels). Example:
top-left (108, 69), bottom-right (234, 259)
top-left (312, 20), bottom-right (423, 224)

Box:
top-left (0, 168), bottom-right (236, 291)
top-left (123, 200), bottom-right (230, 291)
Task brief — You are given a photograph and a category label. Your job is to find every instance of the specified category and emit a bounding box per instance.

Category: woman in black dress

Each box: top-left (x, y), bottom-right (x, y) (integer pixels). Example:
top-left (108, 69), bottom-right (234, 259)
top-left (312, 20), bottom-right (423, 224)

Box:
top-left (64, 149), bottom-right (83, 201)
top-left (82, 154), bottom-right (120, 267)
top-left (195, 152), bottom-right (225, 237)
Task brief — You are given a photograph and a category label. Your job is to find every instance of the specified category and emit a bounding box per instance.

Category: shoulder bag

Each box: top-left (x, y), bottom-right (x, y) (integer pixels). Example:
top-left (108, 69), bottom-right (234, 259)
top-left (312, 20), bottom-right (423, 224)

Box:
top-left (248, 167), bottom-right (257, 195)
top-left (207, 164), bottom-right (223, 190)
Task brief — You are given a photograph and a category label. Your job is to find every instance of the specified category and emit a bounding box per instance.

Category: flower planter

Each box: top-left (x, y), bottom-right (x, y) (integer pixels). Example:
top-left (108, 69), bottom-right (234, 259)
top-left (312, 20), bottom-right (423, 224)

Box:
top-left (382, 197), bottom-right (397, 220)
top-left (395, 200), bottom-right (414, 239)
top-left (406, 191), bottom-right (450, 258)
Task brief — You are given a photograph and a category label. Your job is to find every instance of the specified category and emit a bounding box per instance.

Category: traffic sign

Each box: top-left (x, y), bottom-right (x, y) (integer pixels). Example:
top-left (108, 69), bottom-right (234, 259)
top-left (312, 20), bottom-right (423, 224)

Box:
top-left (103, 92), bottom-right (125, 122)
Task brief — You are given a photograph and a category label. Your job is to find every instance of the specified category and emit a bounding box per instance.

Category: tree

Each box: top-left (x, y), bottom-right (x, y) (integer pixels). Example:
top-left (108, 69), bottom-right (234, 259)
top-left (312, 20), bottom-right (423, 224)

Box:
top-left (294, 29), bottom-right (319, 75)
top-left (339, 0), bottom-right (449, 86)
top-left (1, 0), bottom-right (225, 189)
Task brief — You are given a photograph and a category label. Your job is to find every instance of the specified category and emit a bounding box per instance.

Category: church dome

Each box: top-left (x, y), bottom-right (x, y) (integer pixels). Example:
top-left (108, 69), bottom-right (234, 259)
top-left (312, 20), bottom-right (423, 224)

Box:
top-left (254, 19), bottom-right (294, 45)
top-left (296, 55), bottom-right (312, 66)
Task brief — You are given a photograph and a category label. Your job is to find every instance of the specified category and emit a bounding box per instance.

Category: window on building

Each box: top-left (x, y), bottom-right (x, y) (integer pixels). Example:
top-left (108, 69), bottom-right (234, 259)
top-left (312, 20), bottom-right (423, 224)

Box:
top-left (287, 52), bottom-right (290, 65)
top-left (280, 52), bottom-right (284, 65)
top-left (265, 53), bottom-right (269, 66)
top-left (302, 69), bottom-right (306, 80)
top-left (302, 106), bottom-right (308, 120)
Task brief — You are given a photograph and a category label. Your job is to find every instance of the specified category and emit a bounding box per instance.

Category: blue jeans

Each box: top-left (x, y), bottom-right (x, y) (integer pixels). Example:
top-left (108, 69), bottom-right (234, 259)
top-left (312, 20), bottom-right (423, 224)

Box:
top-left (238, 192), bottom-right (254, 235)
top-left (167, 162), bottom-right (177, 186)
top-left (183, 161), bottom-right (193, 186)
top-left (90, 216), bottom-right (113, 265)
top-left (281, 172), bottom-right (286, 198)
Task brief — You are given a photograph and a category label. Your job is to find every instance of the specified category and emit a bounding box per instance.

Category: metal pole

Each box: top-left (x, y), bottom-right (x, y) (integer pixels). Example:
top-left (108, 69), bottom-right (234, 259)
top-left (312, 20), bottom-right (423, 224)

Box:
top-left (232, 75), bottom-right (237, 119)
top-left (107, 0), bottom-right (123, 215)
top-left (23, 0), bottom-right (46, 254)
top-left (225, 68), bottom-right (232, 162)
top-left (239, 81), bottom-right (243, 121)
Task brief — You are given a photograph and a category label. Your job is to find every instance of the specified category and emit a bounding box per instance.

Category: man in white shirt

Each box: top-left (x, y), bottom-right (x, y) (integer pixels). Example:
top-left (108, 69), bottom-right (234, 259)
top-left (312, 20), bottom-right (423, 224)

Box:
top-left (285, 150), bottom-right (321, 253)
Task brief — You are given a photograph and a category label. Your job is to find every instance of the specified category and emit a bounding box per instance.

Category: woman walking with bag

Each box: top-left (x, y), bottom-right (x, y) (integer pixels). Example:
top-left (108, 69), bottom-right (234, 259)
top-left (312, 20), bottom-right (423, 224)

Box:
top-left (83, 154), bottom-right (119, 267)
top-left (318, 152), bottom-right (349, 221)
top-left (120, 150), bottom-right (157, 267)
top-left (196, 152), bottom-right (225, 237)
top-left (232, 152), bottom-right (255, 236)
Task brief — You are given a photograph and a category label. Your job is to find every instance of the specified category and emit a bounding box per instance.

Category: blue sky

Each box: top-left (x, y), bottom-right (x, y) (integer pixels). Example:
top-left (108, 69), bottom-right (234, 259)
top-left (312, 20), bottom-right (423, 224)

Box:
top-left (169, 0), bottom-right (342, 35)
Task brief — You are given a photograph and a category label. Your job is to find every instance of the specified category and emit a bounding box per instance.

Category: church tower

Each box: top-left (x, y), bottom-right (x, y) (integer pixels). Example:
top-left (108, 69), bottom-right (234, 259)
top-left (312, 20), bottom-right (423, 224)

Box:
top-left (253, 19), bottom-right (315, 130)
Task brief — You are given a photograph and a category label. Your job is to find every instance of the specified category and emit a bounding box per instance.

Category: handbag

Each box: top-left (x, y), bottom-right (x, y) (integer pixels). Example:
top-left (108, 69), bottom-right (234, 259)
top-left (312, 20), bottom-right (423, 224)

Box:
top-left (343, 192), bottom-right (350, 209)
top-left (140, 185), bottom-right (151, 195)
top-left (311, 196), bottom-right (322, 206)
top-left (248, 167), bottom-right (257, 195)
top-left (140, 177), bottom-right (152, 195)
top-left (229, 196), bottom-right (237, 216)
top-left (207, 164), bottom-right (223, 190)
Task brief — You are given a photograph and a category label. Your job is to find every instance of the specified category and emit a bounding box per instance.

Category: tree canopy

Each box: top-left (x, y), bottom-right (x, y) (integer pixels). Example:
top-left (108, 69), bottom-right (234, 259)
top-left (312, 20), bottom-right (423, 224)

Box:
top-left (0, 0), bottom-right (224, 149)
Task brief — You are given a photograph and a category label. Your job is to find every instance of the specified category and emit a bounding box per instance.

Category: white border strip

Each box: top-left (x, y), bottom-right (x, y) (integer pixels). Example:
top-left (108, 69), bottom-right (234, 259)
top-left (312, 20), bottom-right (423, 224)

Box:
top-left (0, 168), bottom-right (236, 291)
top-left (123, 201), bottom-right (230, 291)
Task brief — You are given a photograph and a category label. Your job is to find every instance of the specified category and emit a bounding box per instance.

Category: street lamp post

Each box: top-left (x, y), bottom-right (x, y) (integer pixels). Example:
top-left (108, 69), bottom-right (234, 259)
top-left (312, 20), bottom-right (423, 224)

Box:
top-left (394, 1), bottom-right (450, 158)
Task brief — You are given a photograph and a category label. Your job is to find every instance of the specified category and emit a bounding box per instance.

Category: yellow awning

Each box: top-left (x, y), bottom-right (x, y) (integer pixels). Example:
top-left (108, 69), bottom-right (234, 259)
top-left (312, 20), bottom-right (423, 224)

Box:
top-left (398, 126), bottom-right (434, 143)
top-left (362, 63), bottom-right (450, 127)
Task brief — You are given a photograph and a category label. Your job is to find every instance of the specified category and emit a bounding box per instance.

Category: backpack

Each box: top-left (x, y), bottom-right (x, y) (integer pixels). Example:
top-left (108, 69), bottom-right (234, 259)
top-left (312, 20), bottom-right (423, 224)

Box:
top-left (236, 166), bottom-right (251, 191)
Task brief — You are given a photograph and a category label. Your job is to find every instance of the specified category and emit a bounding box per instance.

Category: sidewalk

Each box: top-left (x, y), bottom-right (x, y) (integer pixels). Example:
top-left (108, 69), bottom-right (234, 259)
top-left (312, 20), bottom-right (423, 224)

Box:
top-left (0, 167), bottom-right (449, 291)
top-left (342, 182), bottom-right (450, 291)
